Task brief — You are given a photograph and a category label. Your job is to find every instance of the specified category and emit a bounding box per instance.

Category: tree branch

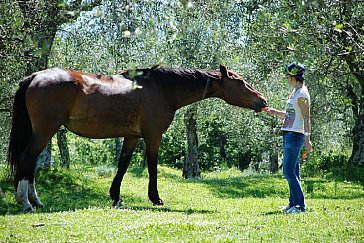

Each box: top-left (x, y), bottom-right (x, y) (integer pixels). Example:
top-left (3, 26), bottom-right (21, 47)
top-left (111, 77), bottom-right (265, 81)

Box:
top-left (70, 0), bottom-right (103, 12)
top-left (59, 0), bottom-right (102, 24)
top-left (0, 108), bottom-right (11, 113)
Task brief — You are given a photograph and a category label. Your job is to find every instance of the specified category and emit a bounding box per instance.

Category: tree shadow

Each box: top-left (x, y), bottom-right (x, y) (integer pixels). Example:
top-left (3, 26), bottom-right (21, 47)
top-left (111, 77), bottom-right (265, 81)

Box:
top-left (0, 168), bottom-right (216, 216)
top-left (1, 184), bottom-right (215, 216)
top-left (2, 167), bottom-right (363, 216)
top-left (114, 205), bottom-right (216, 215)
top-left (159, 169), bottom-right (364, 200)
top-left (128, 166), bottom-right (148, 178)
top-left (188, 175), bottom-right (288, 199)
top-left (0, 170), bottom-right (111, 215)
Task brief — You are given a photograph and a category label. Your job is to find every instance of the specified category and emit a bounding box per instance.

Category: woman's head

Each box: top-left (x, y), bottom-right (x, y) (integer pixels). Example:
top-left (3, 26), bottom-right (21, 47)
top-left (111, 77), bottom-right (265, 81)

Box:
top-left (284, 62), bottom-right (305, 82)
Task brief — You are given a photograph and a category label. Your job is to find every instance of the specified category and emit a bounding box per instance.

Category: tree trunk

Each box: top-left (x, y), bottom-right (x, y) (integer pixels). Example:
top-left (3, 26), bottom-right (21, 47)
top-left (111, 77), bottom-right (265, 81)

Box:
top-left (183, 104), bottom-right (200, 179)
top-left (0, 186), bottom-right (8, 212)
top-left (57, 127), bottom-right (70, 168)
top-left (36, 142), bottom-right (52, 171)
top-left (350, 115), bottom-right (364, 166)
top-left (345, 57), bottom-right (364, 167)
top-left (269, 119), bottom-right (279, 173)
top-left (269, 150), bottom-right (279, 173)
top-left (219, 136), bottom-right (228, 167)
top-left (349, 93), bottom-right (364, 166)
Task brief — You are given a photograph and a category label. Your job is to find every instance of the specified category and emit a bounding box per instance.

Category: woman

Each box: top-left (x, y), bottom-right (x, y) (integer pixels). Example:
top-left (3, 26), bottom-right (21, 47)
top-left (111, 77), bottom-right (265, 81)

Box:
top-left (263, 62), bottom-right (312, 213)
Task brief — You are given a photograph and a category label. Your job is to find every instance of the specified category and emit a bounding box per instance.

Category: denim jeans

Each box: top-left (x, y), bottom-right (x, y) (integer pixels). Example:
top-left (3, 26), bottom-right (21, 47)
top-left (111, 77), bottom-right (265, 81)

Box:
top-left (282, 131), bottom-right (305, 210)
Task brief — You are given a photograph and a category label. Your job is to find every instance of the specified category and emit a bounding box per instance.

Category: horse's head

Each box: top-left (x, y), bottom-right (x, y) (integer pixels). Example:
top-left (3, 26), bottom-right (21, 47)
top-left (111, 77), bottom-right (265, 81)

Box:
top-left (218, 65), bottom-right (267, 112)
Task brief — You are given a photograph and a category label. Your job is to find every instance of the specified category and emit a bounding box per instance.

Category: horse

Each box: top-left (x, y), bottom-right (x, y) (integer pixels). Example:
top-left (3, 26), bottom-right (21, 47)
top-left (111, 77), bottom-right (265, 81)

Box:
top-left (7, 65), bottom-right (267, 212)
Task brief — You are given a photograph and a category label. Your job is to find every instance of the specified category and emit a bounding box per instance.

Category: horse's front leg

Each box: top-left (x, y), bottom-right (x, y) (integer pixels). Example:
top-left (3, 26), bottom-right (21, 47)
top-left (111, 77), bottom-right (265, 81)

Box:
top-left (109, 137), bottom-right (139, 206)
top-left (145, 135), bottom-right (164, 206)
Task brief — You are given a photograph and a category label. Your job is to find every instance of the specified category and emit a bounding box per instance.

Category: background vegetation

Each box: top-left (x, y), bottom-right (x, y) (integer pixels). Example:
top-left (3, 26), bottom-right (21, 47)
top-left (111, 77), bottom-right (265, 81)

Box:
top-left (1, 1), bottom-right (363, 241)
top-left (1, 1), bottom-right (363, 179)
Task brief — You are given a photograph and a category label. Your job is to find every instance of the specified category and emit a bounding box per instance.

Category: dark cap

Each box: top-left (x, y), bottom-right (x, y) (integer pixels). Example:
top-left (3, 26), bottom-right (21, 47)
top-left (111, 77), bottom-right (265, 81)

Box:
top-left (284, 62), bottom-right (305, 81)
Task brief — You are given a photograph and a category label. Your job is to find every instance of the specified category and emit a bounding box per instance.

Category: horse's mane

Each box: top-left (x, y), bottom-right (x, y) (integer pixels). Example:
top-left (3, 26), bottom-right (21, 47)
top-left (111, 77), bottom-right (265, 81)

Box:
top-left (153, 68), bottom-right (222, 82)
top-left (118, 67), bottom-right (222, 83)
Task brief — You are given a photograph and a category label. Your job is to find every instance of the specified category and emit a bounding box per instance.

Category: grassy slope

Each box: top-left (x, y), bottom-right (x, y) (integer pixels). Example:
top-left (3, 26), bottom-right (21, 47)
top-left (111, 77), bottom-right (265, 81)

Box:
top-left (0, 165), bottom-right (363, 242)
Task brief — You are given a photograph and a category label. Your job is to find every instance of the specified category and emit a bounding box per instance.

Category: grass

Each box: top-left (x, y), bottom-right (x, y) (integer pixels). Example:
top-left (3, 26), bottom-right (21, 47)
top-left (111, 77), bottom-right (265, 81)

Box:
top-left (0, 164), bottom-right (363, 242)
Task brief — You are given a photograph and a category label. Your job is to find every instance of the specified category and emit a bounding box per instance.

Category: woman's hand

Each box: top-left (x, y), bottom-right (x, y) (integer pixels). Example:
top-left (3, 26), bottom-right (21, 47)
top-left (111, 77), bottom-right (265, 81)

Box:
top-left (302, 136), bottom-right (312, 160)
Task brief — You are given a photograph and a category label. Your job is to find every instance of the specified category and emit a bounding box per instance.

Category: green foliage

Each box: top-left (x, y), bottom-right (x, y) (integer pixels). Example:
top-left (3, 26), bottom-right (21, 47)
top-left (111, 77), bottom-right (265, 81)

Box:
top-left (159, 129), bottom-right (186, 169)
top-left (1, 0), bottom-right (363, 173)
top-left (241, 0), bottom-right (363, 165)
top-left (51, 134), bottom-right (116, 167)
top-left (303, 153), bottom-right (350, 175)
top-left (0, 165), bottom-right (363, 241)
top-left (320, 154), bottom-right (350, 171)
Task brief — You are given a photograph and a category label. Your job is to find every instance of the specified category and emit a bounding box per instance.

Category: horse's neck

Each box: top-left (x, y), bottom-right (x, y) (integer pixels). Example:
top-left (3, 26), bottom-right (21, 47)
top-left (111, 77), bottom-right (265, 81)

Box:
top-left (171, 77), bottom-right (219, 110)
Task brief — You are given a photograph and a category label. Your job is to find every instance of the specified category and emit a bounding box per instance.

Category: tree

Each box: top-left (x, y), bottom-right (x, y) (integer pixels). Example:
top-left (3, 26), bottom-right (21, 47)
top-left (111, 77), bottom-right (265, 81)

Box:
top-left (183, 105), bottom-right (200, 179)
top-left (241, 0), bottom-right (364, 166)
top-left (336, 1), bottom-right (364, 166)
top-left (57, 127), bottom-right (70, 168)
top-left (9, 0), bottom-right (102, 168)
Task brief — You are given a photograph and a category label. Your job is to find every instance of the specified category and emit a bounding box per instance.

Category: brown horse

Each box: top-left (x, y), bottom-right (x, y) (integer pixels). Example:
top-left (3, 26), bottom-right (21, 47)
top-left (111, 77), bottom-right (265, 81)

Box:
top-left (8, 65), bottom-right (267, 211)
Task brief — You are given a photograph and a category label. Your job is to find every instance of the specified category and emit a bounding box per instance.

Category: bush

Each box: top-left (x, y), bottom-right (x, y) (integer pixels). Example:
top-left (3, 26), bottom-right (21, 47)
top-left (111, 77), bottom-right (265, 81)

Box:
top-left (301, 152), bottom-right (364, 185)
top-left (320, 154), bottom-right (349, 171)
top-left (330, 164), bottom-right (364, 185)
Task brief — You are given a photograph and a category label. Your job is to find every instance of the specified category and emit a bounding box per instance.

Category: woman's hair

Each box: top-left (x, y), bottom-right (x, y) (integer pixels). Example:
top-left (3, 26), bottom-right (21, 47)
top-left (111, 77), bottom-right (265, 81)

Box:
top-left (284, 62), bottom-right (305, 82)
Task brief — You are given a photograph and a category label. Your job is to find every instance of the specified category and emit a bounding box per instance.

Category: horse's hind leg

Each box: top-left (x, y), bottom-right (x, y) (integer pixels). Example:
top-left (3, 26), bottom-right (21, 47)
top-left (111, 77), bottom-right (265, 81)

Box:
top-left (16, 133), bottom-right (54, 211)
top-left (110, 137), bottom-right (139, 206)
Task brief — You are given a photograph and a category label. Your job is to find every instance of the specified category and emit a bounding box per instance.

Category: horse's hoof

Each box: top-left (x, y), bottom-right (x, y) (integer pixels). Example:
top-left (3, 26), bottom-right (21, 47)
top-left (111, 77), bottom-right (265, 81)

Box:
top-left (33, 201), bottom-right (44, 208)
top-left (30, 199), bottom-right (44, 208)
top-left (153, 199), bottom-right (164, 206)
top-left (22, 205), bottom-right (35, 213)
top-left (113, 199), bottom-right (126, 207)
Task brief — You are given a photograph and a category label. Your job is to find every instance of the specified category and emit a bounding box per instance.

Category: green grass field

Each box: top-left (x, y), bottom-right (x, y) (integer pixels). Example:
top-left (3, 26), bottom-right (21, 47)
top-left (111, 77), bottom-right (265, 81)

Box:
top-left (1, 165), bottom-right (363, 242)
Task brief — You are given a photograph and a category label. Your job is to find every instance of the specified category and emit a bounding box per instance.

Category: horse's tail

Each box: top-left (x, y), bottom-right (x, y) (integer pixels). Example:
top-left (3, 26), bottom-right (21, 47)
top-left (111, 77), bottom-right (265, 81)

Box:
top-left (7, 75), bottom-right (34, 184)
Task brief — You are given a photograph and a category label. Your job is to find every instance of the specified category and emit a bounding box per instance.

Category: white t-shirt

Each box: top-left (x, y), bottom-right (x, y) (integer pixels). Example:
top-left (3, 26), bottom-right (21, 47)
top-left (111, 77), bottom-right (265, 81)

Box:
top-left (281, 85), bottom-right (310, 134)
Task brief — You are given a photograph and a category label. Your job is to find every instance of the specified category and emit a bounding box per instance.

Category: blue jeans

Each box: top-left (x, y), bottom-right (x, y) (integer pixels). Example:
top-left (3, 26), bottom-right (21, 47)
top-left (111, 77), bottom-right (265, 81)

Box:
top-left (282, 131), bottom-right (305, 210)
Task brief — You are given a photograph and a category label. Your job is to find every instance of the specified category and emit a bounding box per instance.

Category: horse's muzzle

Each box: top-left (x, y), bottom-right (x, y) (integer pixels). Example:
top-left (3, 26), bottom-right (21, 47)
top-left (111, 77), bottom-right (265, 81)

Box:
top-left (255, 99), bottom-right (268, 112)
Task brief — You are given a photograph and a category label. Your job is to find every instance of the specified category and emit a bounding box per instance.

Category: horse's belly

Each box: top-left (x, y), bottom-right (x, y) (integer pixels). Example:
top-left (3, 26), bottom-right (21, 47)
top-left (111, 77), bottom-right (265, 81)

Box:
top-left (65, 118), bottom-right (141, 139)
top-left (66, 92), bottom-right (142, 138)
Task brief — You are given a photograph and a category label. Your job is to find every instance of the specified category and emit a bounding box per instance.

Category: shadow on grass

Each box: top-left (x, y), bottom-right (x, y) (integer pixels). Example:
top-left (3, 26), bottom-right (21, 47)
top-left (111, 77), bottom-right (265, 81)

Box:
top-left (187, 175), bottom-right (288, 199)
top-left (126, 165), bottom-right (364, 200)
top-left (0, 168), bottom-right (216, 216)
top-left (128, 166), bottom-right (148, 178)
top-left (1, 165), bottom-right (363, 216)
top-left (115, 205), bottom-right (216, 215)
top-left (158, 169), bottom-right (364, 201)
top-left (0, 169), bottom-right (111, 215)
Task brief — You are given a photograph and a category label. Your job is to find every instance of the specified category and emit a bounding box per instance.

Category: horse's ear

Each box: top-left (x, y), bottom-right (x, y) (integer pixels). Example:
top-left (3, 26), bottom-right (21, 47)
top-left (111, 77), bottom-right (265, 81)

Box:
top-left (151, 64), bottom-right (160, 69)
top-left (220, 65), bottom-right (229, 80)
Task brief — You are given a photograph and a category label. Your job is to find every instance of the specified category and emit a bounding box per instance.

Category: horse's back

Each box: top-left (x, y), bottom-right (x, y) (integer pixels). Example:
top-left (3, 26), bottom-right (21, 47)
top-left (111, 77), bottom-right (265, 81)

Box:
top-left (23, 67), bottom-right (176, 139)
